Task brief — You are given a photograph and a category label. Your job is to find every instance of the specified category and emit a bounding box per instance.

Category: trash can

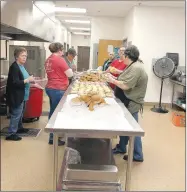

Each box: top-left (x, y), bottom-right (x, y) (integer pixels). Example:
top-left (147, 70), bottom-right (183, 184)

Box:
top-left (23, 77), bottom-right (47, 122)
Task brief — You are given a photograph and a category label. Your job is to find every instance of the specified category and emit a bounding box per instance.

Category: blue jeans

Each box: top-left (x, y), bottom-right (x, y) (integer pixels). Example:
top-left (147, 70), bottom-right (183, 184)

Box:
top-left (118, 112), bottom-right (143, 160)
top-left (8, 101), bottom-right (26, 134)
top-left (45, 88), bottom-right (65, 141)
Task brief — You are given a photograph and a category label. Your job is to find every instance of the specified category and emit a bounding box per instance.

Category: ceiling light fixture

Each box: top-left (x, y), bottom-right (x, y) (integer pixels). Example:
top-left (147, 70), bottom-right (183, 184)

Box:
top-left (70, 27), bottom-right (91, 31)
top-left (55, 7), bottom-right (86, 13)
top-left (74, 32), bottom-right (90, 35)
top-left (65, 20), bottom-right (90, 24)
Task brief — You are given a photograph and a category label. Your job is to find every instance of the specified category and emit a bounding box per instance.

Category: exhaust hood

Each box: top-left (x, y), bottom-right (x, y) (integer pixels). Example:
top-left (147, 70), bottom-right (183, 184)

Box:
top-left (0, 23), bottom-right (49, 42)
top-left (1, 34), bottom-right (13, 40)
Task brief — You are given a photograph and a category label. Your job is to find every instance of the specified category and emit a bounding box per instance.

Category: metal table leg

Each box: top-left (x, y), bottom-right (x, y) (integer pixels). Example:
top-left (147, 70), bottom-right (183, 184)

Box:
top-left (53, 133), bottom-right (58, 191)
top-left (125, 136), bottom-right (135, 191)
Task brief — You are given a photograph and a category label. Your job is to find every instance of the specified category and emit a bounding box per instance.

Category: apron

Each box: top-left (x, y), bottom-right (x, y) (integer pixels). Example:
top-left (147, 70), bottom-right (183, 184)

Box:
top-left (114, 86), bottom-right (132, 108)
top-left (114, 61), bottom-right (143, 113)
top-left (69, 78), bottom-right (73, 85)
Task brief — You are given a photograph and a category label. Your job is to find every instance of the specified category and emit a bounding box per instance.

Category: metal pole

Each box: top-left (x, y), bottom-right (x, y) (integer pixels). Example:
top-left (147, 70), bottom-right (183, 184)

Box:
top-left (159, 78), bottom-right (164, 108)
top-left (171, 83), bottom-right (175, 109)
top-left (53, 133), bottom-right (58, 191)
top-left (125, 136), bottom-right (135, 191)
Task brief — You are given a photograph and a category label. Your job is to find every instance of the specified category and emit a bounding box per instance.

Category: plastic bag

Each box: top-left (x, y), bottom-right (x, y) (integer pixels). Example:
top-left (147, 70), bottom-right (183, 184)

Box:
top-left (66, 147), bottom-right (81, 164)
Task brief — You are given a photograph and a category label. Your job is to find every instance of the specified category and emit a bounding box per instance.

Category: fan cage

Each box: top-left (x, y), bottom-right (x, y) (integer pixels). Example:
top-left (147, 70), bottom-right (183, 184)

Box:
top-left (153, 57), bottom-right (176, 79)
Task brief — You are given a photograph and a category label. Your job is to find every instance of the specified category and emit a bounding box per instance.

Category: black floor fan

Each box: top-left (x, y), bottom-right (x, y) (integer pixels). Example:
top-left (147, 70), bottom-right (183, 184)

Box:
top-left (151, 57), bottom-right (175, 113)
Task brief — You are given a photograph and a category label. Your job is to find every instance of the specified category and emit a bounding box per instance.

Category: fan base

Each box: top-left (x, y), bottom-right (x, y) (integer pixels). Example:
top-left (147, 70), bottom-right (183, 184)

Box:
top-left (151, 107), bottom-right (169, 114)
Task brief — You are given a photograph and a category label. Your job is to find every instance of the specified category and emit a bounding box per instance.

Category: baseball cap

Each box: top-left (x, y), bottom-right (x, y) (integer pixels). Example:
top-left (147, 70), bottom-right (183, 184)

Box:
top-left (67, 48), bottom-right (77, 57)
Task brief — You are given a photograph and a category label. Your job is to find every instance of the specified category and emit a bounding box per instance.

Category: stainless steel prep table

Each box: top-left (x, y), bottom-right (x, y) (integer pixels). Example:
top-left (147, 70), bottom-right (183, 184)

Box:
top-left (45, 84), bottom-right (145, 191)
top-left (170, 79), bottom-right (186, 110)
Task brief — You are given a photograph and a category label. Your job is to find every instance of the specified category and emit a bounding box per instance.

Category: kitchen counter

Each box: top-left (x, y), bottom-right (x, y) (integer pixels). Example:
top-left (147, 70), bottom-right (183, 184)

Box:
top-left (45, 82), bottom-right (145, 191)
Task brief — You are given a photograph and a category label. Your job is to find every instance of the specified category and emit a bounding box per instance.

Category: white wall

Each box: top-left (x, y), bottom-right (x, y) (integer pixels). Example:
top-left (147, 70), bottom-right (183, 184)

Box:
top-left (63, 29), bottom-right (68, 44)
top-left (131, 6), bottom-right (185, 103)
top-left (67, 32), bottom-right (72, 48)
top-left (90, 17), bottom-right (124, 68)
top-left (71, 35), bottom-right (91, 64)
top-left (123, 8), bottom-right (135, 43)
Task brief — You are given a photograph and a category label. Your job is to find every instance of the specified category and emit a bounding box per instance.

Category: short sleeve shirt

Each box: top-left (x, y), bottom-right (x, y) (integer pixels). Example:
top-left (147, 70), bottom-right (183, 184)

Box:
top-left (45, 54), bottom-right (70, 90)
top-left (109, 59), bottom-right (127, 89)
top-left (118, 61), bottom-right (148, 114)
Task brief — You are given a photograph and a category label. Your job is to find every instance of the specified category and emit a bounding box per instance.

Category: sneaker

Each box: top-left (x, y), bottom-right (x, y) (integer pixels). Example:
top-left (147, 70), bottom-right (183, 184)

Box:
top-left (17, 128), bottom-right (29, 133)
top-left (112, 144), bottom-right (126, 154)
top-left (6, 134), bottom-right (22, 141)
top-left (112, 147), bottom-right (126, 154)
top-left (123, 155), bottom-right (144, 162)
top-left (48, 139), bottom-right (65, 146)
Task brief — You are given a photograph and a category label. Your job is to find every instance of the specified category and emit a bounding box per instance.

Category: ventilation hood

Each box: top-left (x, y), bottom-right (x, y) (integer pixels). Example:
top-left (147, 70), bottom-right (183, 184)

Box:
top-left (1, 34), bottom-right (12, 40)
top-left (0, 23), bottom-right (49, 42)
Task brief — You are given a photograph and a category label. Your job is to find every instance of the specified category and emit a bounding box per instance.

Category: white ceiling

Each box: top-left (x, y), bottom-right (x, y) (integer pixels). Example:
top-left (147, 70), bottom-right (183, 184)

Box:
top-left (55, 1), bottom-right (185, 34)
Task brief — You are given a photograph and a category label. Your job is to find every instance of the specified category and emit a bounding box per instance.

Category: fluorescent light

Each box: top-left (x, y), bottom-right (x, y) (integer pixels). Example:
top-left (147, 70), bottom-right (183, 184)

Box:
top-left (70, 27), bottom-right (91, 31)
top-left (65, 20), bottom-right (90, 24)
top-left (74, 32), bottom-right (90, 35)
top-left (55, 7), bottom-right (86, 13)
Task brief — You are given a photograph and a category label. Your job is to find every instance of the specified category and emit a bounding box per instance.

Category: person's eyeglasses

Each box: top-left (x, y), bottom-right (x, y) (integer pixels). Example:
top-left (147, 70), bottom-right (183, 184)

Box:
top-left (20, 55), bottom-right (27, 58)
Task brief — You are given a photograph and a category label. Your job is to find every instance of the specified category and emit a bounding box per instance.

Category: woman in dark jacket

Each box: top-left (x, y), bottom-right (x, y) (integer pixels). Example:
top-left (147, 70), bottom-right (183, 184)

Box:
top-left (6, 47), bottom-right (34, 141)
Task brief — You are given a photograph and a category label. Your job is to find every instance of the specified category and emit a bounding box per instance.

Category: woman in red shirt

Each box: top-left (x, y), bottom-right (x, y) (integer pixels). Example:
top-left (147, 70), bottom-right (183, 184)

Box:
top-left (45, 42), bottom-right (73, 146)
top-left (106, 47), bottom-right (127, 89)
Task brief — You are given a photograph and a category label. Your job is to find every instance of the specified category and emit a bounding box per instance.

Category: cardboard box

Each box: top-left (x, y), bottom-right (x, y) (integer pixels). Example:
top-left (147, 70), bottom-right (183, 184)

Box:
top-left (172, 111), bottom-right (186, 127)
